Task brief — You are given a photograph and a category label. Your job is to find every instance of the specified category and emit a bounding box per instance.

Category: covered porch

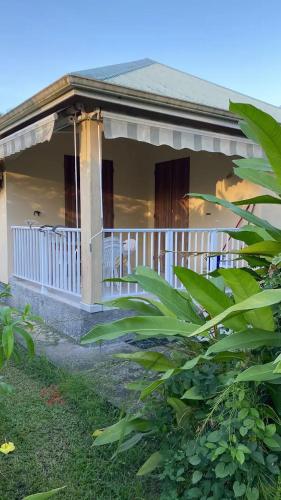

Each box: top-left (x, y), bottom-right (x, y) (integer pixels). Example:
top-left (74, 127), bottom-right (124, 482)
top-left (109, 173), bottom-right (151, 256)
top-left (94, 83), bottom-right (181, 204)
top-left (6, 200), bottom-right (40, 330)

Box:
top-left (1, 110), bottom-right (262, 311)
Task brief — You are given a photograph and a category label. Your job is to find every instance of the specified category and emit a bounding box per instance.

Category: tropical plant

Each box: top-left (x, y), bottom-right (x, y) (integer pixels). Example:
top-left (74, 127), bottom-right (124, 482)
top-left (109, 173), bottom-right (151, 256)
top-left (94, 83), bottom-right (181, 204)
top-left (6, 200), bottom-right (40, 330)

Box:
top-left (81, 103), bottom-right (281, 499)
top-left (0, 289), bottom-right (65, 499)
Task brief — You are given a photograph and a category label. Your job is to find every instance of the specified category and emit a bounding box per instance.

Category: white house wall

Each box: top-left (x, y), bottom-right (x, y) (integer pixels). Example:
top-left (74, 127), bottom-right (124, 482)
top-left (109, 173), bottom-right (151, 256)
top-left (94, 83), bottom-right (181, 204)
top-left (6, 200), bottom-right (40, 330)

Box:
top-left (3, 132), bottom-right (74, 278)
top-left (103, 137), bottom-right (266, 230)
top-left (1, 131), bottom-right (280, 283)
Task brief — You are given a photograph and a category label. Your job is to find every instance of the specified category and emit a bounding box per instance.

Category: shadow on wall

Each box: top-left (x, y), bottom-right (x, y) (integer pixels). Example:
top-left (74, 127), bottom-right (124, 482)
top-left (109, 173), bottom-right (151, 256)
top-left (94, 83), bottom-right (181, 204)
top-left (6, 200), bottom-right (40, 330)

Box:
top-left (114, 194), bottom-right (154, 227)
top-left (186, 176), bottom-right (261, 217)
top-left (6, 172), bottom-right (65, 226)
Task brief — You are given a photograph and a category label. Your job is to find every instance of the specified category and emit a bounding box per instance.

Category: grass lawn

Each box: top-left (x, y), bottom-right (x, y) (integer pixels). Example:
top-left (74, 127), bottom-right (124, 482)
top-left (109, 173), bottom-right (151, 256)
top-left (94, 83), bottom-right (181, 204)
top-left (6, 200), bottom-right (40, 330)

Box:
top-left (0, 351), bottom-right (158, 500)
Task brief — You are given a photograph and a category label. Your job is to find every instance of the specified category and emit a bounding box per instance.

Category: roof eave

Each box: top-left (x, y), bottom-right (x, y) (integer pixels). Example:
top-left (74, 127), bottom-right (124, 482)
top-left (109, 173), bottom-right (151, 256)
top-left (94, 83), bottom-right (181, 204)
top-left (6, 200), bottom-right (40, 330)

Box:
top-left (0, 74), bottom-right (239, 136)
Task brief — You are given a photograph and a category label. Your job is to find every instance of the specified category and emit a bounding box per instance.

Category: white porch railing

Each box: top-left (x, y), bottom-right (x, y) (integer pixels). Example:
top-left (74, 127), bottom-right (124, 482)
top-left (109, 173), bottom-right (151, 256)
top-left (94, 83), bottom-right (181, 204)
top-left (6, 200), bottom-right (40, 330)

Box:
top-left (12, 226), bottom-right (81, 296)
top-left (102, 228), bottom-right (244, 298)
top-left (12, 226), bottom-right (244, 302)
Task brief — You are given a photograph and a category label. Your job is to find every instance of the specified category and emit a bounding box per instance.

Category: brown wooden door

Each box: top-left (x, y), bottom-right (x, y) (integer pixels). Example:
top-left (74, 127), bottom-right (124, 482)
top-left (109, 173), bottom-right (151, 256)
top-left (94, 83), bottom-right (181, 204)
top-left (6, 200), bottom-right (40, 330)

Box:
top-left (64, 156), bottom-right (114, 228)
top-left (154, 157), bottom-right (190, 228)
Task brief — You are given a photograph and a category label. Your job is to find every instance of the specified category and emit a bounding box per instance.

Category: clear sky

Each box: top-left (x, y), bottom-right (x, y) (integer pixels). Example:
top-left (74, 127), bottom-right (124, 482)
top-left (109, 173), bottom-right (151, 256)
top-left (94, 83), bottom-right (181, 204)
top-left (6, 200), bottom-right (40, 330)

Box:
top-left (1, 0), bottom-right (281, 113)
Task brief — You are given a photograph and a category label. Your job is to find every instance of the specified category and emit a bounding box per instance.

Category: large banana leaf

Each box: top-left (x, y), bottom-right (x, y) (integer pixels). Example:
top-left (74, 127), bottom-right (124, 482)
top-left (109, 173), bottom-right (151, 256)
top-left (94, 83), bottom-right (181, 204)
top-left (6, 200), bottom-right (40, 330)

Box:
top-left (219, 268), bottom-right (275, 330)
top-left (174, 267), bottom-right (247, 331)
top-left (103, 296), bottom-right (168, 316)
top-left (233, 158), bottom-right (272, 172)
top-left (226, 226), bottom-right (273, 245)
top-left (114, 351), bottom-right (177, 371)
top-left (238, 241), bottom-right (281, 256)
top-left (191, 289), bottom-right (281, 336)
top-left (81, 316), bottom-right (199, 344)
top-left (236, 362), bottom-right (281, 383)
top-left (111, 267), bottom-right (201, 323)
top-left (233, 195), bottom-right (281, 206)
top-left (93, 416), bottom-right (153, 446)
top-left (233, 166), bottom-right (281, 195)
top-left (229, 102), bottom-right (281, 184)
top-left (188, 193), bottom-right (281, 241)
top-left (206, 329), bottom-right (281, 355)
top-left (136, 451), bottom-right (163, 476)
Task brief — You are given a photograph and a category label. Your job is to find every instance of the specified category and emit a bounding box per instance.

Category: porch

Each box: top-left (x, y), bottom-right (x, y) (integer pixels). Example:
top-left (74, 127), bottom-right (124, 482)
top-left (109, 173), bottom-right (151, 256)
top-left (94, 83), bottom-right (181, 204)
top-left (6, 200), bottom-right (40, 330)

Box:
top-left (1, 110), bottom-right (262, 311)
top-left (12, 225), bottom-right (242, 302)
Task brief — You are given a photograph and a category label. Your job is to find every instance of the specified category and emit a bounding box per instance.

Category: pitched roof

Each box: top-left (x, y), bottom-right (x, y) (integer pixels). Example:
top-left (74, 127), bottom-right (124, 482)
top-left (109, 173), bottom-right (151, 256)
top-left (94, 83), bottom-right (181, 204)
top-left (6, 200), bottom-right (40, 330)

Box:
top-left (72, 58), bottom-right (281, 121)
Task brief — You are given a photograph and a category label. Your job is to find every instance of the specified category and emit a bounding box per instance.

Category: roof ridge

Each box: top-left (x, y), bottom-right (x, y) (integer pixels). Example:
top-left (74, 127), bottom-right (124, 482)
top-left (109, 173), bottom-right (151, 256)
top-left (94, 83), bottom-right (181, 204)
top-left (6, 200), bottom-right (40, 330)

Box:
top-left (72, 58), bottom-right (156, 81)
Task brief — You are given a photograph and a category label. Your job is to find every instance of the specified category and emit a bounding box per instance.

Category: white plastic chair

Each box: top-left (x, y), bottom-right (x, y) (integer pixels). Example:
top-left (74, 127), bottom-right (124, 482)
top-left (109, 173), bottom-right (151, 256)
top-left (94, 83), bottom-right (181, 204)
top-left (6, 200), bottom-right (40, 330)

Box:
top-left (103, 236), bottom-right (121, 286)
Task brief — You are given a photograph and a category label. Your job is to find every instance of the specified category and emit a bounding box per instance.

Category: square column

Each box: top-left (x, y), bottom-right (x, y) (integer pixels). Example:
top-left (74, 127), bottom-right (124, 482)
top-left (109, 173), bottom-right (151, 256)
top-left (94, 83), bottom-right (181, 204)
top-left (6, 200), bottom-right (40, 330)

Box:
top-left (79, 117), bottom-right (103, 311)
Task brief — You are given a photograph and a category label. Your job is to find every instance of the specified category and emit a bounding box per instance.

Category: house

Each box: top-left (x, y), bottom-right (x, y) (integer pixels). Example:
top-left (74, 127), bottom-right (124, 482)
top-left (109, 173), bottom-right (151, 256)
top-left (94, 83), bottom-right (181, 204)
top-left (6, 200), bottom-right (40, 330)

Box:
top-left (0, 58), bottom-right (279, 316)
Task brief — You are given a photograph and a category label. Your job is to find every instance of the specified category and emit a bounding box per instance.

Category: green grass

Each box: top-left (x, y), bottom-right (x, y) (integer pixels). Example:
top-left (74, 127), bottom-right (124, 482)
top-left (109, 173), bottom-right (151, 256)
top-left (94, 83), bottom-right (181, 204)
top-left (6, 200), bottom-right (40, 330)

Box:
top-left (0, 352), bottom-right (158, 500)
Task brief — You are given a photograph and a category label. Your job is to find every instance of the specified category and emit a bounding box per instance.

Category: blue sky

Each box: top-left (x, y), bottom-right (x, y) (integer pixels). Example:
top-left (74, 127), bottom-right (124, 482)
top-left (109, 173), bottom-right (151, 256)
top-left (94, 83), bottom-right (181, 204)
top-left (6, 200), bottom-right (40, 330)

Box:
top-left (1, 0), bottom-right (281, 113)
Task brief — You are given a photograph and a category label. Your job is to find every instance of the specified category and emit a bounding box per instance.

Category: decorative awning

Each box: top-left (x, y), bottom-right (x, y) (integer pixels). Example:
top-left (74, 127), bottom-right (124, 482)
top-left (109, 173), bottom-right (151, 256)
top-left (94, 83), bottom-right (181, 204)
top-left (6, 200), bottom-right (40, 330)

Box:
top-left (103, 112), bottom-right (263, 158)
top-left (0, 113), bottom-right (57, 160)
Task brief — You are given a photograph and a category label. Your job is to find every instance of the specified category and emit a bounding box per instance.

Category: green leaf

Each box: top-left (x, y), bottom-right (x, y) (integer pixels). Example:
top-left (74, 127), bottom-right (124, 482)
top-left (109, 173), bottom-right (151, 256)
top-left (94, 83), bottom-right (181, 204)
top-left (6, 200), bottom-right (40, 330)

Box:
top-left (219, 268), bottom-right (274, 330)
top-left (81, 316), bottom-right (198, 344)
top-left (115, 351), bottom-right (177, 371)
top-left (2, 325), bottom-right (14, 359)
top-left (191, 289), bottom-right (281, 337)
top-left (192, 471), bottom-right (203, 484)
top-left (207, 329), bottom-right (281, 355)
top-left (233, 195), bottom-right (281, 206)
top-left (234, 166), bottom-right (281, 196)
top-left (233, 481), bottom-right (246, 497)
top-left (93, 416), bottom-right (152, 446)
top-left (230, 102), bottom-right (281, 185)
top-left (215, 462), bottom-right (229, 478)
top-left (140, 379), bottom-right (165, 400)
top-left (235, 450), bottom-right (245, 465)
top-left (233, 157), bottom-right (272, 172)
top-left (236, 362), bottom-right (281, 383)
top-left (174, 267), bottom-right (246, 331)
top-left (131, 267), bottom-right (202, 323)
top-left (246, 486), bottom-right (259, 500)
top-left (181, 386), bottom-right (204, 400)
top-left (189, 455), bottom-right (201, 466)
top-left (238, 241), bottom-right (281, 257)
top-left (103, 296), bottom-right (164, 316)
top-left (263, 435), bottom-right (281, 451)
top-left (23, 487), bottom-right (66, 500)
top-left (207, 431), bottom-right (222, 443)
top-left (226, 226), bottom-right (273, 245)
top-left (136, 451), bottom-right (163, 476)
top-left (14, 326), bottom-right (35, 356)
top-left (0, 380), bottom-right (14, 394)
top-left (113, 433), bottom-right (144, 456)
top-left (167, 397), bottom-right (191, 424)
top-left (188, 193), bottom-right (281, 241)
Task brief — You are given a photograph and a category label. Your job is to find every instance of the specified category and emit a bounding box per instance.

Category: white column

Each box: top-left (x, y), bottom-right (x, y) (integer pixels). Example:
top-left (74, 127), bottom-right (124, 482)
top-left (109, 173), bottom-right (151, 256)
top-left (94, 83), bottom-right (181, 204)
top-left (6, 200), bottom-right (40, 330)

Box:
top-left (0, 168), bottom-right (9, 284)
top-left (79, 117), bottom-right (103, 311)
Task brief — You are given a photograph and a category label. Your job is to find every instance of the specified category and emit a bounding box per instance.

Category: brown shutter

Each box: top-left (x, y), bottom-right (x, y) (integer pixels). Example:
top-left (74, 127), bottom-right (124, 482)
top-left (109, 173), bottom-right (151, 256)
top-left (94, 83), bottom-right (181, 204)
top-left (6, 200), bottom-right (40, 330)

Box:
top-left (154, 158), bottom-right (189, 228)
top-left (64, 155), bottom-right (80, 227)
top-left (102, 159), bottom-right (114, 229)
top-left (64, 156), bottom-right (114, 229)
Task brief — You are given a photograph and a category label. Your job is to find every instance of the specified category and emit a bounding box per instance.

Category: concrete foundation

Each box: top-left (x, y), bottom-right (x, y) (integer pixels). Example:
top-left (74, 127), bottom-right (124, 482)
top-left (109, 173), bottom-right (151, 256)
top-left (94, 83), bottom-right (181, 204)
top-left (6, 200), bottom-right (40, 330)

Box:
top-left (3, 278), bottom-right (132, 339)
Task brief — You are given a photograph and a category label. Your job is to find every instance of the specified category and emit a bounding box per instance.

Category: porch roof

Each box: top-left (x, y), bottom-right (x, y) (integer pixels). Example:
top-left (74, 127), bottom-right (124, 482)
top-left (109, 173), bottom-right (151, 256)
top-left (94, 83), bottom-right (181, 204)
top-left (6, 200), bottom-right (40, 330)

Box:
top-left (1, 59), bottom-right (281, 145)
